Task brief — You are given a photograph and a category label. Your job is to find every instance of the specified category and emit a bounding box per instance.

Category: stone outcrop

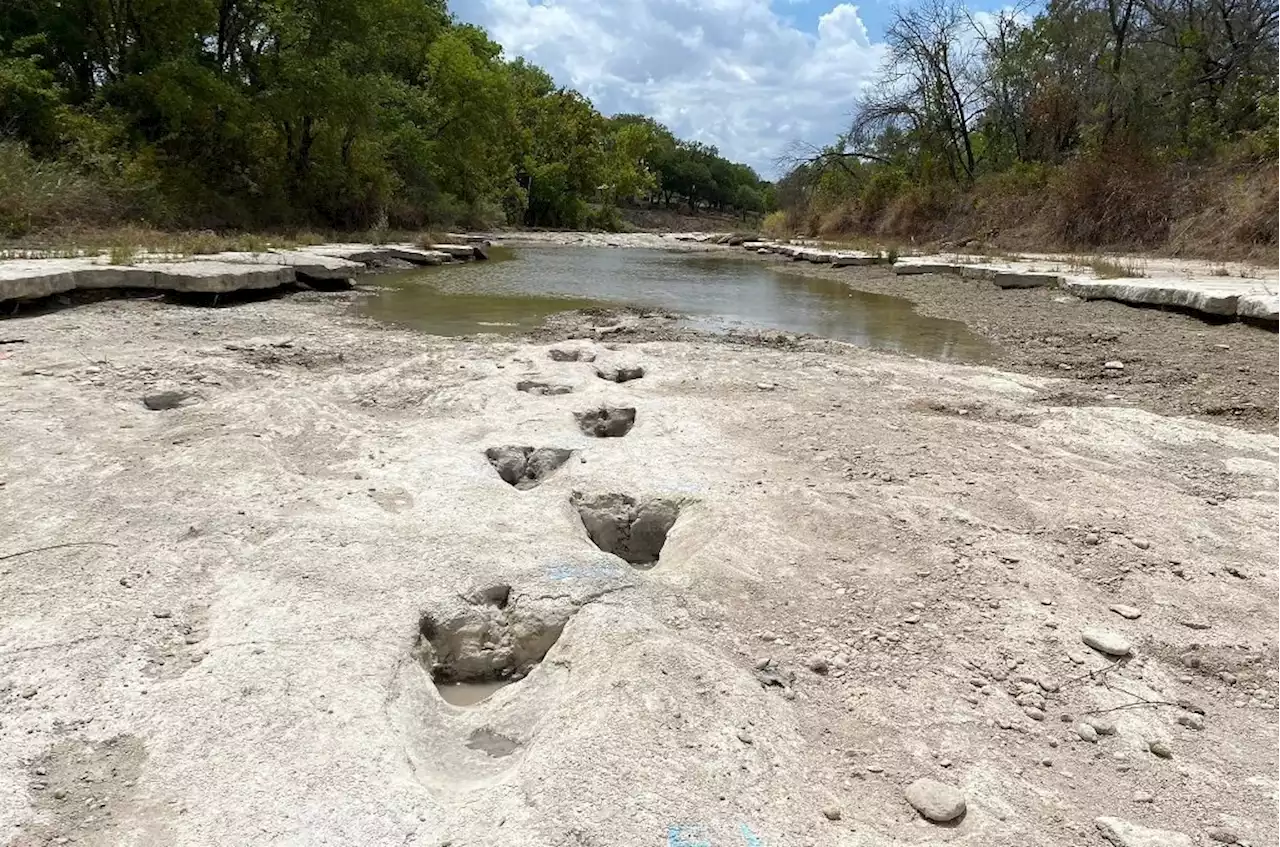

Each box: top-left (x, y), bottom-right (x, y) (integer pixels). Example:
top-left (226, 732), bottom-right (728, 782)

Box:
top-left (1061, 276), bottom-right (1276, 321)
top-left (0, 257), bottom-right (293, 301)
top-left (217, 250), bottom-right (364, 281)
top-left (0, 240), bottom-right (489, 305)
top-left (745, 238), bottom-right (1275, 323)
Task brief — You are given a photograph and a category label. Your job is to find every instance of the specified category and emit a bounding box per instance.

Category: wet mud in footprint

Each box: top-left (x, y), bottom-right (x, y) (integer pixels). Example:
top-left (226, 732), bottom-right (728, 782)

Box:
top-left (516, 379), bottom-right (573, 396)
top-left (415, 583), bottom-right (571, 696)
top-left (594, 364), bottom-right (645, 383)
top-left (574, 406), bottom-right (636, 438)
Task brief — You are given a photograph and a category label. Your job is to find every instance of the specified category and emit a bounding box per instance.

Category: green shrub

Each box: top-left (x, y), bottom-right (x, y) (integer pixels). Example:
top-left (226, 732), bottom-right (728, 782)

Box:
top-left (583, 204), bottom-right (623, 231)
top-left (761, 210), bottom-right (789, 237)
top-left (859, 168), bottom-right (911, 224)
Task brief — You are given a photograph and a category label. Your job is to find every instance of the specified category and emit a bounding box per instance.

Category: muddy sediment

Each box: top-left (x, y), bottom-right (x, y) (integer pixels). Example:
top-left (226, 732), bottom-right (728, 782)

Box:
top-left (738, 257), bottom-right (1279, 431)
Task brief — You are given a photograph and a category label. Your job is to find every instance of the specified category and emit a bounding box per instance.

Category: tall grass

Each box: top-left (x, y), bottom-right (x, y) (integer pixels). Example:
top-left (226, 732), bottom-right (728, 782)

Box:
top-left (0, 140), bottom-right (119, 237)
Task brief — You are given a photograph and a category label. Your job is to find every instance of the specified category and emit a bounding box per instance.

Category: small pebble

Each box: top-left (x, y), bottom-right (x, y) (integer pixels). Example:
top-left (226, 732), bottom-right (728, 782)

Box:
top-left (1176, 714), bottom-right (1204, 731)
top-left (1083, 716), bottom-right (1117, 735)
top-left (1109, 604), bottom-right (1142, 620)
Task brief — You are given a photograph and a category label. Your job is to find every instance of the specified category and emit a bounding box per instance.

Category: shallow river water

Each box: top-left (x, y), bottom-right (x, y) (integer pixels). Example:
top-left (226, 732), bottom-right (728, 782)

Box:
top-left (356, 245), bottom-right (993, 361)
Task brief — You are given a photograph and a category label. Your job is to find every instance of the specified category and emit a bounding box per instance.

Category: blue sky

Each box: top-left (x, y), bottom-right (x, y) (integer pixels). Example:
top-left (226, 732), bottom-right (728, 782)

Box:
top-left (451, 0), bottom-right (1012, 177)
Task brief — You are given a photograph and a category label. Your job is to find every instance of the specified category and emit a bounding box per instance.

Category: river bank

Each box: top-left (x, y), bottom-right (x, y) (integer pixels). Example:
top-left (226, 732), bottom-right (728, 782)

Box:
top-left (732, 255), bottom-right (1280, 432)
top-left (0, 269), bottom-right (1276, 845)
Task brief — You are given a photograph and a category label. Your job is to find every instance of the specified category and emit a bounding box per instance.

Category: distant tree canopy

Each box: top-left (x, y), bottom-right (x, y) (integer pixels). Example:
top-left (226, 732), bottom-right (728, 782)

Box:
top-left (774, 0), bottom-right (1278, 249)
top-left (0, 0), bottom-right (771, 233)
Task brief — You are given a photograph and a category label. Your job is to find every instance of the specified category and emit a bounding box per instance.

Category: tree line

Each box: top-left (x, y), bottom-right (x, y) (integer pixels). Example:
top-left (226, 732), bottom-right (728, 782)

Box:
top-left (0, 0), bottom-right (771, 235)
top-left (776, 0), bottom-right (1278, 250)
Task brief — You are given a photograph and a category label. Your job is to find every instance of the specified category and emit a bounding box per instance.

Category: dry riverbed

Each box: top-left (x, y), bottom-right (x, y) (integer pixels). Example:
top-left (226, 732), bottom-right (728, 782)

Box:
top-left (0, 283), bottom-right (1276, 846)
top-left (739, 255), bottom-right (1279, 433)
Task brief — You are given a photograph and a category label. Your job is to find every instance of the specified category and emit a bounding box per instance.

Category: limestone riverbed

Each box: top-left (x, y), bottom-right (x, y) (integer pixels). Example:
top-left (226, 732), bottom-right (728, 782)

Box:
top-left (0, 250), bottom-right (1276, 847)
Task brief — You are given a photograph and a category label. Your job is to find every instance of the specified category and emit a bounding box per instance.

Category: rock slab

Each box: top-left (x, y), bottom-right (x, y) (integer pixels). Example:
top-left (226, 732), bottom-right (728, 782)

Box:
top-left (1095, 817), bottom-right (1193, 847)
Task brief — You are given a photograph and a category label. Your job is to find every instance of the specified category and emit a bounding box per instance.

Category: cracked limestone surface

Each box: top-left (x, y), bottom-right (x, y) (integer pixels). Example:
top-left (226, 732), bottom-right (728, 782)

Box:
top-left (0, 293), bottom-right (1275, 846)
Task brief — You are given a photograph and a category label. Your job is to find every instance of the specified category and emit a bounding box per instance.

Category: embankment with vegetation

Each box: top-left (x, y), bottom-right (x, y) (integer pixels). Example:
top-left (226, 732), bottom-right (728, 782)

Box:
top-left (768, 0), bottom-right (1279, 259)
top-left (0, 0), bottom-right (772, 240)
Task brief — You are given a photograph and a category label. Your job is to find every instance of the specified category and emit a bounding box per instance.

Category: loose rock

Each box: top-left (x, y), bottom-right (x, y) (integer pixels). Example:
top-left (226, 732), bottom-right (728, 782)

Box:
top-left (1076, 722), bottom-right (1099, 743)
top-left (1082, 627), bottom-right (1132, 657)
top-left (1175, 713), bottom-right (1204, 731)
top-left (1095, 816), bottom-right (1193, 847)
top-left (1083, 716), bottom-right (1117, 736)
top-left (904, 778), bottom-right (966, 823)
top-left (142, 391), bottom-right (196, 411)
top-left (821, 806), bottom-right (842, 821)
top-left (1207, 826), bottom-right (1239, 844)
top-left (1110, 604), bottom-right (1143, 620)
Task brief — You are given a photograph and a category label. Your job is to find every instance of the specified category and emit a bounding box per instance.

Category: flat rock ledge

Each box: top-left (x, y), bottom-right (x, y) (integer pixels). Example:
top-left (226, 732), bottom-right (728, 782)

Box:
top-left (743, 240), bottom-right (1277, 324)
top-left (0, 241), bottom-right (487, 304)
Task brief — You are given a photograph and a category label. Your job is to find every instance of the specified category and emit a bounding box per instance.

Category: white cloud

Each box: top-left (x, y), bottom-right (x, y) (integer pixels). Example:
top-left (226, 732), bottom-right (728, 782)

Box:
top-left (458, 0), bottom-right (885, 178)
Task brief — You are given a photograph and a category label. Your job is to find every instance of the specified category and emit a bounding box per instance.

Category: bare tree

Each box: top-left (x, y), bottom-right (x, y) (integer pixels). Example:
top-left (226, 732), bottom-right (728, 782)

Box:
top-left (850, 0), bottom-right (988, 181)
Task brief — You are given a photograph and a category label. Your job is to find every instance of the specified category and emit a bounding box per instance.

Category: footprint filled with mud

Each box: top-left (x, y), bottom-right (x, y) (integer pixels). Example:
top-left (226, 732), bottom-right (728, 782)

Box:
top-left (571, 491), bottom-right (681, 568)
top-left (574, 406), bottom-right (636, 437)
top-left (414, 583), bottom-right (572, 703)
top-left (485, 446), bottom-right (574, 489)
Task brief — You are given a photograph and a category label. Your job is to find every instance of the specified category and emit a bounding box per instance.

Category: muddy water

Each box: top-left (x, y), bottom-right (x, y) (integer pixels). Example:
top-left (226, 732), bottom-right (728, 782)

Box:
top-left (435, 680), bottom-right (513, 707)
top-left (356, 246), bottom-right (993, 361)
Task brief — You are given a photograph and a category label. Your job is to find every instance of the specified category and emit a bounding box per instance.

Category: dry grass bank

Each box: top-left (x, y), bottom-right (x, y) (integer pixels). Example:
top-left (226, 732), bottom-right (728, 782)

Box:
top-left (788, 154), bottom-right (1278, 263)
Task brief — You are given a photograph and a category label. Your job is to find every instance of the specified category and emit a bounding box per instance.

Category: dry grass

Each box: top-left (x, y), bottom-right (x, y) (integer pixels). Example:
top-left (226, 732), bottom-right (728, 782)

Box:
top-left (0, 226), bottom-right (359, 262)
top-left (791, 153), bottom-right (1277, 264)
top-left (1069, 255), bottom-right (1148, 279)
top-left (0, 141), bottom-right (122, 238)
top-left (414, 232), bottom-right (453, 250)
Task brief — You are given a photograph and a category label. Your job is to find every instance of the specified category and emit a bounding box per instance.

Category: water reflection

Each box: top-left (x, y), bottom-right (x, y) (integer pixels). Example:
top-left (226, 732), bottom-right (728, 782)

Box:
top-left (355, 245), bottom-right (993, 362)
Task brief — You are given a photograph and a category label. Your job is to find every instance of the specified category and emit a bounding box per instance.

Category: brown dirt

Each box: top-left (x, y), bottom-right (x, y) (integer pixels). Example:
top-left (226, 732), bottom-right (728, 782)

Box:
top-left (738, 257), bottom-right (1279, 433)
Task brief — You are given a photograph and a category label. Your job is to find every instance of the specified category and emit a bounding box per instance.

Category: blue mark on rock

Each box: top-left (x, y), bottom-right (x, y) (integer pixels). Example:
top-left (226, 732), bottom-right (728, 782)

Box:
top-left (664, 823), bottom-right (765, 846)
top-left (667, 825), bottom-right (711, 847)
top-left (545, 559), bottom-right (626, 581)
